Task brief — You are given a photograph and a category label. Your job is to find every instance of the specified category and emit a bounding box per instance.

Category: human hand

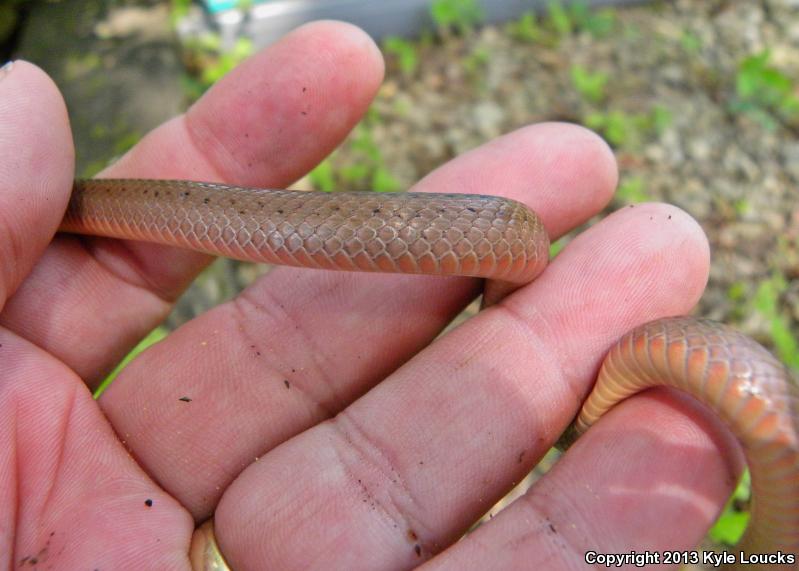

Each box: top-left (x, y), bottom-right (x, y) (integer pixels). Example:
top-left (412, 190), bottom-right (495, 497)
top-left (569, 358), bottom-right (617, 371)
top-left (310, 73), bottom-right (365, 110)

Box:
top-left (0, 22), bottom-right (740, 570)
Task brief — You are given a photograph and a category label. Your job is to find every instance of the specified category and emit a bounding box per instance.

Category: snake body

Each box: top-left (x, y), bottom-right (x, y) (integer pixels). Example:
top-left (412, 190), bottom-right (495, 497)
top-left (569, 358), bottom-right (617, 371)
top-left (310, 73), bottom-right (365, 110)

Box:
top-left (63, 179), bottom-right (799, 566)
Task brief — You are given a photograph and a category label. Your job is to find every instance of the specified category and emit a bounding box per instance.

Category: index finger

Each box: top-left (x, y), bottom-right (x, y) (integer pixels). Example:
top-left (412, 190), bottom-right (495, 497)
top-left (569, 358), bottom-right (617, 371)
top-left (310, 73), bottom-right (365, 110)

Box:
top-left (0, 21), bottom-right (385, 385)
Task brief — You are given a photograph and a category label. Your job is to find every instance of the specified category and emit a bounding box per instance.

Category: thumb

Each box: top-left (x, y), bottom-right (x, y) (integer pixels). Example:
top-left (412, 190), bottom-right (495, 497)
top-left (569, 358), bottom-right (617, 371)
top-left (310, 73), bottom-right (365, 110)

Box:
top-left (0, 60), bottom-right (74, 308)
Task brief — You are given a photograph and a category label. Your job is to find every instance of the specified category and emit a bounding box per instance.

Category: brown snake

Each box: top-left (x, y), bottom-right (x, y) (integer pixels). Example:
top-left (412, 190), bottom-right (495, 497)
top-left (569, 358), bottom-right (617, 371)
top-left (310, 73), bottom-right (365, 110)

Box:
top-left (63, 179), bottom-right (798, 567)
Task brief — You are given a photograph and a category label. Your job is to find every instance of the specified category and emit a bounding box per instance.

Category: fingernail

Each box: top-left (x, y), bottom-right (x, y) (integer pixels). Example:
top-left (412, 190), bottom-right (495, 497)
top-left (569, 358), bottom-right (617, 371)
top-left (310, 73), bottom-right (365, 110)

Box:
top-left (0, 61), bottom-right (13, 81)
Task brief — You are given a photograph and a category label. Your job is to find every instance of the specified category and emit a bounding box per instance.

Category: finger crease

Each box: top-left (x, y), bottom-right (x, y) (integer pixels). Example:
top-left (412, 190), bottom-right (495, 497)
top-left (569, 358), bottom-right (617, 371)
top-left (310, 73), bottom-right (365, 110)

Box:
top-left (332, 410), bottom-right (431, 546)
top-left (231, 288), bottom-right (341, 417)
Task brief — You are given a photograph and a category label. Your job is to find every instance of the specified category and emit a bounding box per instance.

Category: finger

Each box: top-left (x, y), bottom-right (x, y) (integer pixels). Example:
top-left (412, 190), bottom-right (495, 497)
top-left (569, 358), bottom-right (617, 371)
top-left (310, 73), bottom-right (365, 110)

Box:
top-left (421, 392), bottom-right (742, 570)
top-left (0, 21), bottom-right (385, 385)
top-left (0, 328), bottom-right (192, 569)
top-left (0, 61), bottom-right (73, 308)
top-left (100, 123), bottom-right (618, 519)
top-left (212, 203), bottom-right (711, 569)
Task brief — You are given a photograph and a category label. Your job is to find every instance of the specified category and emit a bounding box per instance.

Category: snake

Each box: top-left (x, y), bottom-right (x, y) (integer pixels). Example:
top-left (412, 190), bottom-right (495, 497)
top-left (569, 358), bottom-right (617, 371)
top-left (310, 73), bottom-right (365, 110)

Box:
top-left (62, 179), bottom-right (798, 567)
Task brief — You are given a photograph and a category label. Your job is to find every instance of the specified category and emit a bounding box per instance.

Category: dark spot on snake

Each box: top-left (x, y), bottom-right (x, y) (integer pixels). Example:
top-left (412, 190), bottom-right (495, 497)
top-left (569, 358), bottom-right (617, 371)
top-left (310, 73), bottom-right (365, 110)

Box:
top-left (154, 191), bottom-right (159, 197)
top-left (179, 396), bottom-right (192, 402)
top-left (467, 207), bottom-right (476, 212)
top-left (182, 191), bottom-right (190, 197)
top-left (230, 199), bottom-right (236, 205)
top-left (284, 380), bottom-right (290, 389)
top-left (145, 499), bottom-right (153, 507)
top-left (414, 545), bottom-right (422, 557)
top-left (203, 198), bottom-right (210, 204)
top-left (373, 208), bottom-right (380, 214)
top-left (277, 209), bottom-right (284, 215)
top-left (258, 202), bottom-right (264, 208)
top-left (239, 210), bottom-right (245, 215)
top-left (143, 189), bottom-right (148, 194)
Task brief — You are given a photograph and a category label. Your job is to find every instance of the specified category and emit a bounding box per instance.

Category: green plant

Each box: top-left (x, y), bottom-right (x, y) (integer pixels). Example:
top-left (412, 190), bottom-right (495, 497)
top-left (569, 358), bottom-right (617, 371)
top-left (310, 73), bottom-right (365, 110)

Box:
top-left (309, 159), bottom-right (336, 193)
top-left (310, 118), bottom-right (401, 194)
top-left (753, 273), bottom-right (799, 371)
top-left (570, 65), bottom-right (608, 103)
top-left (430, 0), bottom-right (484, 36)
top-left (679, 30), bottom-right (702, 54)
top-left (546, 0), bottom-right (616, 39)
top-left (372, 166), bottom-right (401, 193)
top-left (710, 471), bottom-right (751, 545)
top-left (566, 1), bottom-right (616, 37)
top-left (585, 105), bottom-right (671, 150)
top-left (731, 51), bottom-right (799, 130)
top-left (549, 239), bottom-right (565, 258)
top-left (180, 36), bottom-right (254, 101)
top-left (463, 45), bottom-right (490, 77)
top-left (649, 104), bottom-right (673, 136)
top-left (170, 0), bottom-right (192, 25)
top-left (547, 0), bottom-right (572, 37)
top-left (615, 177), bottom-right (648, 203)
top-left (506, 11), bottom-right (542, 43)
top-left (383, 36), bottom-right (419, 77)
top-left (94, 327), bottom-right (169, 398)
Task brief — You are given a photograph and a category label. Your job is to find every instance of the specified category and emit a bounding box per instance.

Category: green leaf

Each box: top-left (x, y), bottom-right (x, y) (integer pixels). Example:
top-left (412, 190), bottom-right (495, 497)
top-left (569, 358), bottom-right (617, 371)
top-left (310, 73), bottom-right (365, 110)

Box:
top-left (570, 65), bottom-right (608, 103)
top-left (94, 327), bottom-right (169, 398)
top-left (383, 36), bottom-right (419, 76)
top-left (709, 471), bottom-right (750, 544)
top-left (547, 0), bottom-right (572, 37)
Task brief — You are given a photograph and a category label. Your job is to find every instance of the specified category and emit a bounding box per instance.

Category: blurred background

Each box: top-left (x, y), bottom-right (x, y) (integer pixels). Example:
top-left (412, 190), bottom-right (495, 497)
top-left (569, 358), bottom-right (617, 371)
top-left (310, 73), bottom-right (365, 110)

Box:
top-left (2, 0), bottom-right (797, 556)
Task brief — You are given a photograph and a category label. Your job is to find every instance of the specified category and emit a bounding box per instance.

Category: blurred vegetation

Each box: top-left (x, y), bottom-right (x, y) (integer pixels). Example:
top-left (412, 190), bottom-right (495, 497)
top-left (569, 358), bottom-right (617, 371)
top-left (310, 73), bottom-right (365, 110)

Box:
top-left (179, 34), bottom-right (253, 101)
top-left (709, 472), bottom-right (750, 545)
top-left (730, 50), bottom-right (799, 131)
top-left (430, 0), bottom-right (484, 36)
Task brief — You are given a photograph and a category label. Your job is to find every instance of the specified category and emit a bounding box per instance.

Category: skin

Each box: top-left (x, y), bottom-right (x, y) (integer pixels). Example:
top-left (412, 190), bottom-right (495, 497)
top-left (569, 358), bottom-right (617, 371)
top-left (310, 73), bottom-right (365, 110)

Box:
top-left (0, 21), bottom-right (745, 571)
